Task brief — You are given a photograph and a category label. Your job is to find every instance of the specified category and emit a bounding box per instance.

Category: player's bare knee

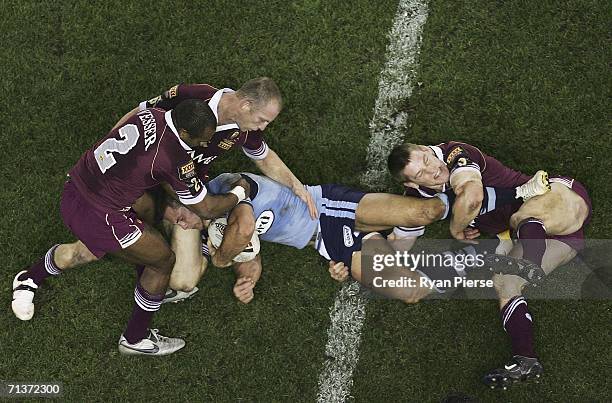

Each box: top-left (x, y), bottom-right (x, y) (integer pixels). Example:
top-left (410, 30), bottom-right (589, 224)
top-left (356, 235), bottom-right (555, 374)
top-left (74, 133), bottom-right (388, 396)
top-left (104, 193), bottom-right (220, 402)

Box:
top-left (74, 246), bottom-right (97, 266)
top-left (427, 199), bottom-right (446, 222)
top-left (493, 273), bottom-right (524, 298)
top-left (415, 200), bottom-right (445, 226)
top-left (55, 243), bottom-right (97, 268)
top-left (172, 279), bottom-right (197, 293)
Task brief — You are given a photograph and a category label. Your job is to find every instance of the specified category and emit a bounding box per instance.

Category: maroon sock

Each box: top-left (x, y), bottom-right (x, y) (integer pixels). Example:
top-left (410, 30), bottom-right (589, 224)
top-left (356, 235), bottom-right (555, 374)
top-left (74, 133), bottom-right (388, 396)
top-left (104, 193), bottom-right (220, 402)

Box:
top-left (123, 282), bottom-right (163, 344)
top-left (501, 296), bottom-right (536, 358)
top-left (517, 218), bottom-right (547, 265)
top-left (18, 244), bottom-right (62, 286)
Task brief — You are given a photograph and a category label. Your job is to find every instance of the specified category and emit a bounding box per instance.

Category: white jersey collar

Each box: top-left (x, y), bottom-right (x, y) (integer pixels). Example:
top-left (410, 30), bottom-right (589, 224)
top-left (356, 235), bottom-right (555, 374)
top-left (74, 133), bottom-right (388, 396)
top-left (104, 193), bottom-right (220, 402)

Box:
top-left (165, 110), bottom-right (192, 151)
top-left (208, 88), bottom-right (240, 132)
top-left (429, 145), bottom-right (444, 162)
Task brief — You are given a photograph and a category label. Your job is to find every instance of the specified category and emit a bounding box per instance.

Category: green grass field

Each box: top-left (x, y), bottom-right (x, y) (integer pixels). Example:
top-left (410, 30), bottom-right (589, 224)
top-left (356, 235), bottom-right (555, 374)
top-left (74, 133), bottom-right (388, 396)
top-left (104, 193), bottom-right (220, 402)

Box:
top-left (1, 0), bottom-right (610, 401)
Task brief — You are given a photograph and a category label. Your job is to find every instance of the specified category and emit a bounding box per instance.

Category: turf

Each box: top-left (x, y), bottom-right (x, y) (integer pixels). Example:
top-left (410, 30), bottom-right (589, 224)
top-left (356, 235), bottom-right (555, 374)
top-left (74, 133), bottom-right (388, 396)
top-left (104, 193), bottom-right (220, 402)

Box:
top-left (1, 0), bottom-right (610, 402)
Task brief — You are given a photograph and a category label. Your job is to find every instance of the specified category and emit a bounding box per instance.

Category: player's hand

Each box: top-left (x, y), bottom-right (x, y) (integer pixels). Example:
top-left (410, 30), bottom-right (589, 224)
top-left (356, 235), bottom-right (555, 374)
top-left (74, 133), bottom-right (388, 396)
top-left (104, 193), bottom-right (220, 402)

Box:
top-left (292, 184), bottom-right (318, 219)
top-left (207, 240), bottom-right (231, 268)
top-left (328, 260), bottom-right (349, 282)
top-left (463, 227), bottom-right (480, 240)
top-left (450, 227), bottom-right (478, 244)
top-left (232, 178), bottom-right (251, 198)
top-left (233, 277), bottom-right (255, 304)
top-left (175, 206), bottom-right (204, 230)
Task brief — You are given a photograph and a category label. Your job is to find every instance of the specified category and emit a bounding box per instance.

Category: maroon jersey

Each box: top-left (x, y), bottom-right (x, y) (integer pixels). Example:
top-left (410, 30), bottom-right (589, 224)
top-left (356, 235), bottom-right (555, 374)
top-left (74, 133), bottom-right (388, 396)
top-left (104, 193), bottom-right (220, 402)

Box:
top-left (69, 108), bottom-right (206, 212)
top-left (139, 84), bottom-right (268, 180)
top-left (435, 141), bottom-right (529, 188)
top-left (395, 141), bottom-right (530, 238)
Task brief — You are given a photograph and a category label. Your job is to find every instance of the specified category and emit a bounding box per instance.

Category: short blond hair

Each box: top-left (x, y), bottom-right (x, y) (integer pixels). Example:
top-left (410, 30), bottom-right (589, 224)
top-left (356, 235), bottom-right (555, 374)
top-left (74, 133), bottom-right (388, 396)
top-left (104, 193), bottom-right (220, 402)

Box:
top-left (236, 77), bottom-right (282, 109)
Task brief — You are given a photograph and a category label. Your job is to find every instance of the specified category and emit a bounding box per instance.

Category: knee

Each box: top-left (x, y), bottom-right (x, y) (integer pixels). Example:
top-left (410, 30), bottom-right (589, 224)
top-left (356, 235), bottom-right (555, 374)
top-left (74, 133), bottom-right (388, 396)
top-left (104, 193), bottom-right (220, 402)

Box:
top-left (419, 200), bottom-right (445, 226)
top-left (509, 213), bottom-right (527, 230)
top-left (171, 280), bottom-right (197, 293)
top-left (73, 246), bottom-right (97, 265)
top-left (56, 243), bottom-right (97, 268)
top-left (493, 273), bottom-right (524, 298)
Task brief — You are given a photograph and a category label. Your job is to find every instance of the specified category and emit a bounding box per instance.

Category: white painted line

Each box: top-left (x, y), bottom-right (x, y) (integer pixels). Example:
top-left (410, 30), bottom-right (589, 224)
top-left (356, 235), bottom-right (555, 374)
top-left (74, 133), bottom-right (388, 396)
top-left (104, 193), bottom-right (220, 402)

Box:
top-left (317, 1), bottom-right (429, 402)
top-left (361, 0), bottom-right (430, 191)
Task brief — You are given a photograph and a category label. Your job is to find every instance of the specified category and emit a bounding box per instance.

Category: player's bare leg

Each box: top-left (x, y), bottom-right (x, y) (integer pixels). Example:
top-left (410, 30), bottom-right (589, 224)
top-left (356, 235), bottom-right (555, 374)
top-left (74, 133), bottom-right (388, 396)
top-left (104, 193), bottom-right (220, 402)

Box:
top-left (485, 239), bottom-right (577, 389)
top-left (494, 240), bottom-right (577, 308)
top-left (355, 193), bottom-right (445, 233)
top-left (487, 183), bottom-right (588, 283)
top-left (510, 183), bottom-right (589, 235)
top-left (132, 191), bottom-right (157, 226)
top-left (112, 225), bottom-right (185, 356)
top-left (12, 241), bottom-right (98, 320)
top-left (163, 225), bottom-right (207, 303)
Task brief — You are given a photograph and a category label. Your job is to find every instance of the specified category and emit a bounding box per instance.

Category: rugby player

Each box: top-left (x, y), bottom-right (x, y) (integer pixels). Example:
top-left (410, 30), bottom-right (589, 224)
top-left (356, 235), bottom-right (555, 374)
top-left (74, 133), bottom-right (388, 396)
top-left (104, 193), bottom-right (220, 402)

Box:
top-left (124, 78), bottom-right (317, 303)
top-left (11, 100), bottom-right (251, 356)
top-left (387, 141), bottom-right (592, 389)
top-left (181, 172), bottom-right (547, 304)
top-left (44, 78), bottom-right (316, 304)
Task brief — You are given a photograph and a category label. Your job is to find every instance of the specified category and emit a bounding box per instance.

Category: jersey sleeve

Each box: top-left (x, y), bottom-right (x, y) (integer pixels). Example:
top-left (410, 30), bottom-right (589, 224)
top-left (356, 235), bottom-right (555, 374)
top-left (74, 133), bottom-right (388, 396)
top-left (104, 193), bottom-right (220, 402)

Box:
top-left (241, 131), bottom-right (269, 160)
top-left (173, 159), bottom-right (207, 205)
top-left (445, 142), bottom-right (483, 178)
top-left (393, 225), bottom-right (425, 238)
top-left (156, 157), bottom-right (208, 205)
top-left (139, 84), bottom-right (216, 111)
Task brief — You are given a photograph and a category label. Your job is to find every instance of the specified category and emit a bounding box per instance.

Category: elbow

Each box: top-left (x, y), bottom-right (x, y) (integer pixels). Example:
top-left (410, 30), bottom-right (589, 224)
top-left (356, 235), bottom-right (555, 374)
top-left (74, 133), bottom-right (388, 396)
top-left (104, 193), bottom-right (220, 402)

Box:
top-left (466, 191), bottom-right (484, 213)
top-left (426, 200), bottom-right (446, 223)
top-left (456, 185), bottom-right (483, 214)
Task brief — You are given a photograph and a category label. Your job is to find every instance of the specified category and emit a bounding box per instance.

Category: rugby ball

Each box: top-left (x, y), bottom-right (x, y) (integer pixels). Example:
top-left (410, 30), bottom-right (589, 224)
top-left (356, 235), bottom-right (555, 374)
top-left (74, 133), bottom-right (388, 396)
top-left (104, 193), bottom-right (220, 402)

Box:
top-left (207, 216), bottom-right (260, 263)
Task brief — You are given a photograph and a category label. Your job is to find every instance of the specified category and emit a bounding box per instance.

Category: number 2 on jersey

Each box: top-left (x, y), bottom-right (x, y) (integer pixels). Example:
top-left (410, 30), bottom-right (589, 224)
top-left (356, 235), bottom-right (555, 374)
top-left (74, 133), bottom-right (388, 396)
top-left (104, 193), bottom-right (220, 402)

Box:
top-left (94, 124), bottom-right (140, 173)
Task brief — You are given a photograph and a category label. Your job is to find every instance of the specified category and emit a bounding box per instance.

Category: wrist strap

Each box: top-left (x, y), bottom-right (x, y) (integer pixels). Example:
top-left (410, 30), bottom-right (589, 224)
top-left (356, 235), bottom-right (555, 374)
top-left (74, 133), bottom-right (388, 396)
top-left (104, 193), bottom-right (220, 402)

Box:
top-left (229, 186), bottom-right (246, 202)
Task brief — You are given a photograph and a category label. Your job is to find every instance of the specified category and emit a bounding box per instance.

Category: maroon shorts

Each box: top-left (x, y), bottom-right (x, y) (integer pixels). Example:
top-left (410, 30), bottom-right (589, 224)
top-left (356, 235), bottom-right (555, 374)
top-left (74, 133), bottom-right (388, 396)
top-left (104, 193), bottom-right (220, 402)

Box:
top-left (60, 180), bottom-right (145, 258)
top-left (474, 176), bottom-right (592, 251)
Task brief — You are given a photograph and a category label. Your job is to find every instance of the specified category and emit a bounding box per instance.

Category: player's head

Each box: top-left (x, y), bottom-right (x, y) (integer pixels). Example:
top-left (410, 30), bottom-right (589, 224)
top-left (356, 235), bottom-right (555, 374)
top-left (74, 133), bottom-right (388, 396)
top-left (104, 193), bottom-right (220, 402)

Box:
top-left (234, 77), bottom-right (282, 132)
top-left (172, 99), bottom-right (217, 146)
top-left (388, 143), bottom-right (449, 187)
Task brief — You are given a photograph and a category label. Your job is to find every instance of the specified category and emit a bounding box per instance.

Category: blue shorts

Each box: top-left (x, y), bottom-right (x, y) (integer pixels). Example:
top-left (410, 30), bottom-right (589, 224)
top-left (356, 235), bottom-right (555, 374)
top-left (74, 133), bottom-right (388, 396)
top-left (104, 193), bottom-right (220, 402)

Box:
top-left (314, 184), bottom-right (367, 270)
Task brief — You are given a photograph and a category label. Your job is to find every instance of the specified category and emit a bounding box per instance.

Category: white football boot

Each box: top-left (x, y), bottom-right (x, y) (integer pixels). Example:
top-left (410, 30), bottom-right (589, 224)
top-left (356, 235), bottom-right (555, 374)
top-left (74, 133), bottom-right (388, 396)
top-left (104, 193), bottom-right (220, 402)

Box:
top-left (162, 287), bottom-right (199, 304)
top-left (12, 270), bottom-right (37, 321)
top-left (118, 329), bottom-right (185, 356)
top-left (516, 170), bottom-right (550, 201)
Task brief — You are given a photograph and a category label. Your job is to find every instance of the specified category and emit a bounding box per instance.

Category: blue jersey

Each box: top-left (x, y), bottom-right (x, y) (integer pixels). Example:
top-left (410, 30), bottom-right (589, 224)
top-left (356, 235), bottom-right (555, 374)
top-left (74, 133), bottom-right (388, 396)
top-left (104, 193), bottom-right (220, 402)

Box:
top-left (206, 173), bottom-right (321, 249)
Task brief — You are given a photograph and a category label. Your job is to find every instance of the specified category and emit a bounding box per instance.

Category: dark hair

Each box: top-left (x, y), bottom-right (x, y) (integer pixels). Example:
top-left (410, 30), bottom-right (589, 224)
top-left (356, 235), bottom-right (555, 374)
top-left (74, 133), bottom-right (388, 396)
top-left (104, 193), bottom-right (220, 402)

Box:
top-left (236, 77), bottom-right (282, 109)
top-left (387, 143), bottom-right (419, 181)
top-left (172, 99), bottom-right (217, 138)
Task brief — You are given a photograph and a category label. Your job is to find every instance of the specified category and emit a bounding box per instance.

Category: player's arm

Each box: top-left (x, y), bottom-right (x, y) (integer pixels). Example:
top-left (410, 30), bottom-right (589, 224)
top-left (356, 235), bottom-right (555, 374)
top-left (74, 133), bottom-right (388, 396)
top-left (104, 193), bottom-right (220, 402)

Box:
top-left (232, 255), bottom-right (262, 304)
top-left (253, 148), bottom-right (318, 219)
top-left (162, 177), bottom-right (251, 220)
top-left (449, 170), bottom-right (484, 240)
top-left (211, 203), bottom-right (255, 268)
top-left (329, 232), bottom-right (418, 283)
